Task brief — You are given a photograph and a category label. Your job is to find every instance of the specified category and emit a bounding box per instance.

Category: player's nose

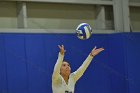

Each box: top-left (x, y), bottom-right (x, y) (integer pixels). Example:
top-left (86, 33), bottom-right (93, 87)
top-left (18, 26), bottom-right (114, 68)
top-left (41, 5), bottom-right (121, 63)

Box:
top-left (66, 66), bottom-right (70, 70)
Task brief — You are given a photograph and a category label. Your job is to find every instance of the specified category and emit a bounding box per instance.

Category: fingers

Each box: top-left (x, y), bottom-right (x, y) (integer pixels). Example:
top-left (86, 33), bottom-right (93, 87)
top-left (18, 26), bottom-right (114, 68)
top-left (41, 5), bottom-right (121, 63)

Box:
top-left (58, 45), bottom-right (104, 56)
top-left (58, 45), bottom-right (65, 55)
top-left (90, 46), bottom-right (104, 56)
top-left (98, 48), bottom-right (104, 51)
top-left (96, 48), bottom-right (104, 55)
top-left (92, 46), bottom-right (97, 51)
top-left (58, 45), bottom-right (64, 49)
top-left (58, 45), bottom-right (61, 49)
top-left (96, 48), bottom-right (104, 53)
top-left (92, 46), bottom-right (104, 51)
top-left (62, 45), bottom-right (64, 48)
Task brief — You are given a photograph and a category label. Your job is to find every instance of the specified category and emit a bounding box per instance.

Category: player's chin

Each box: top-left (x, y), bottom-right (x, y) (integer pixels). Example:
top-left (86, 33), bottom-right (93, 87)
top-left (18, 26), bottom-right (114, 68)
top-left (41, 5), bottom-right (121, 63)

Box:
top-left (66, 71), bottom-right (71, 75)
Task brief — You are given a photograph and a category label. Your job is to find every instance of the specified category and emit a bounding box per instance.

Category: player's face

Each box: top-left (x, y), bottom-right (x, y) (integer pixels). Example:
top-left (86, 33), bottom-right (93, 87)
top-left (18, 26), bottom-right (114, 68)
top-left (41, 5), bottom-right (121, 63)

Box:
top-left (60, 61), bottom-right (71, 76)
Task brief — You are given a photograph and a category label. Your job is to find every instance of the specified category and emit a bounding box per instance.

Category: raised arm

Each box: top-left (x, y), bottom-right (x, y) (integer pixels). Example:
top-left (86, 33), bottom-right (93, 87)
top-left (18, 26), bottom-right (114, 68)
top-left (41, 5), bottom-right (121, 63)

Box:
top-left (73, 46), bottom-right (104, 82)
top-left (52, 45), bottom-right (65, 82)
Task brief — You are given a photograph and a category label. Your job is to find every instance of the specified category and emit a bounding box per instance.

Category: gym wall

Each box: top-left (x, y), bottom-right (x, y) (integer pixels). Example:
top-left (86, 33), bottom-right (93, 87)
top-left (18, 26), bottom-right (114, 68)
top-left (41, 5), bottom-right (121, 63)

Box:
top-left (0, 32), bottom-right (140, 93)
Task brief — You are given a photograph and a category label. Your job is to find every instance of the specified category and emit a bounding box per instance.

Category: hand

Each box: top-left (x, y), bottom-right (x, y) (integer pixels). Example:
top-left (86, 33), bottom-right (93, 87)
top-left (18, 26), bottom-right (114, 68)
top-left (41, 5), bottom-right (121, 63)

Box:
top-left (58, 45), bottom-right (66, 55)
top-left (90, 46), bottom-right (104, 57)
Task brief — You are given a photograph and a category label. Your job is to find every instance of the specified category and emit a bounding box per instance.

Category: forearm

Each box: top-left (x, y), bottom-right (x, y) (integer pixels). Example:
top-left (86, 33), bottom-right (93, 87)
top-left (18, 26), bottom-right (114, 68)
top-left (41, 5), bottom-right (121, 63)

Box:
top-left (74, 55), bottom-right (94, 81)
top-left (52, 52), bottom-right (64, 79)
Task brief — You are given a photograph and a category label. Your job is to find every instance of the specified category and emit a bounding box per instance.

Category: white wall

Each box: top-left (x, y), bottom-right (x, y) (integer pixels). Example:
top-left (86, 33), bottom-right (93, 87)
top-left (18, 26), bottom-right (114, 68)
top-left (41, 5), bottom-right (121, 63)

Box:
top-left (0, 2), bottom-right (17, 28)
top-left (130, 7), bottom-right (140, 32)
top-left (105, 6), bottom-right (114, 29)
top-left (130, 0), bottom-right (140, 2)
top-left (5, 0), bottom-right (112, 3)
top-left (27, 3), bottom-right (95, 30)
top-left (0, 0), bottom-right (140, 33)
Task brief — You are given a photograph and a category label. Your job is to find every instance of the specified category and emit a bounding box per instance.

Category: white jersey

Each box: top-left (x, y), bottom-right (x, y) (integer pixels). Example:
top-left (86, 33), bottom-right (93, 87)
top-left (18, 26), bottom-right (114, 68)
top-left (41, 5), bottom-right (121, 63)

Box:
top-left (52, 53), bottom-right (94, 93)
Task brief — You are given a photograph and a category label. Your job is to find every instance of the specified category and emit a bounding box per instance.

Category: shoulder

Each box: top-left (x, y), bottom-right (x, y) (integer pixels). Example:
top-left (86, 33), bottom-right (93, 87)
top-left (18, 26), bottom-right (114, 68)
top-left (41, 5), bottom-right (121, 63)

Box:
top-left (52, 74), bottom-right (62, 85)
top-left (70, 72), bottom-right (75, 77)
top-left (69, 73), bottom-right (77, 82)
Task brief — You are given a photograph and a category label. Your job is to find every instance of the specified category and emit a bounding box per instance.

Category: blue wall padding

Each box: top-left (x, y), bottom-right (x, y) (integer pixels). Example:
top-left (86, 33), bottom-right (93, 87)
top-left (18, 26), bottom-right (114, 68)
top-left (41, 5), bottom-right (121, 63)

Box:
top-left (4, 34), bottom-right (28, 93)
top-left (0, 34), bottom-right (8, 93)
top-left (0, 33), bottom-right (140, 93)
top-left (123, 33), bottom-right (140, 93)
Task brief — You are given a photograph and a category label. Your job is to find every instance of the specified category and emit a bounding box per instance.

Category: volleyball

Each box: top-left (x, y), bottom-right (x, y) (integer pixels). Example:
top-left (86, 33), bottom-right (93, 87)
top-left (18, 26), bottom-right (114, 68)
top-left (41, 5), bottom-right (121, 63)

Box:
top-left (76, 23), bottom-right (92, 40)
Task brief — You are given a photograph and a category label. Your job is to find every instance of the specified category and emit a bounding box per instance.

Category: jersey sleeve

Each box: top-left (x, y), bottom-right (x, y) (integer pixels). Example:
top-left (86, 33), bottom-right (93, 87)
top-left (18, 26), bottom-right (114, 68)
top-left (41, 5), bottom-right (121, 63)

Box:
top-left (73, 55), bottom-right (94, 82)
top-left (52, 52), bottom-right (64, 83)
